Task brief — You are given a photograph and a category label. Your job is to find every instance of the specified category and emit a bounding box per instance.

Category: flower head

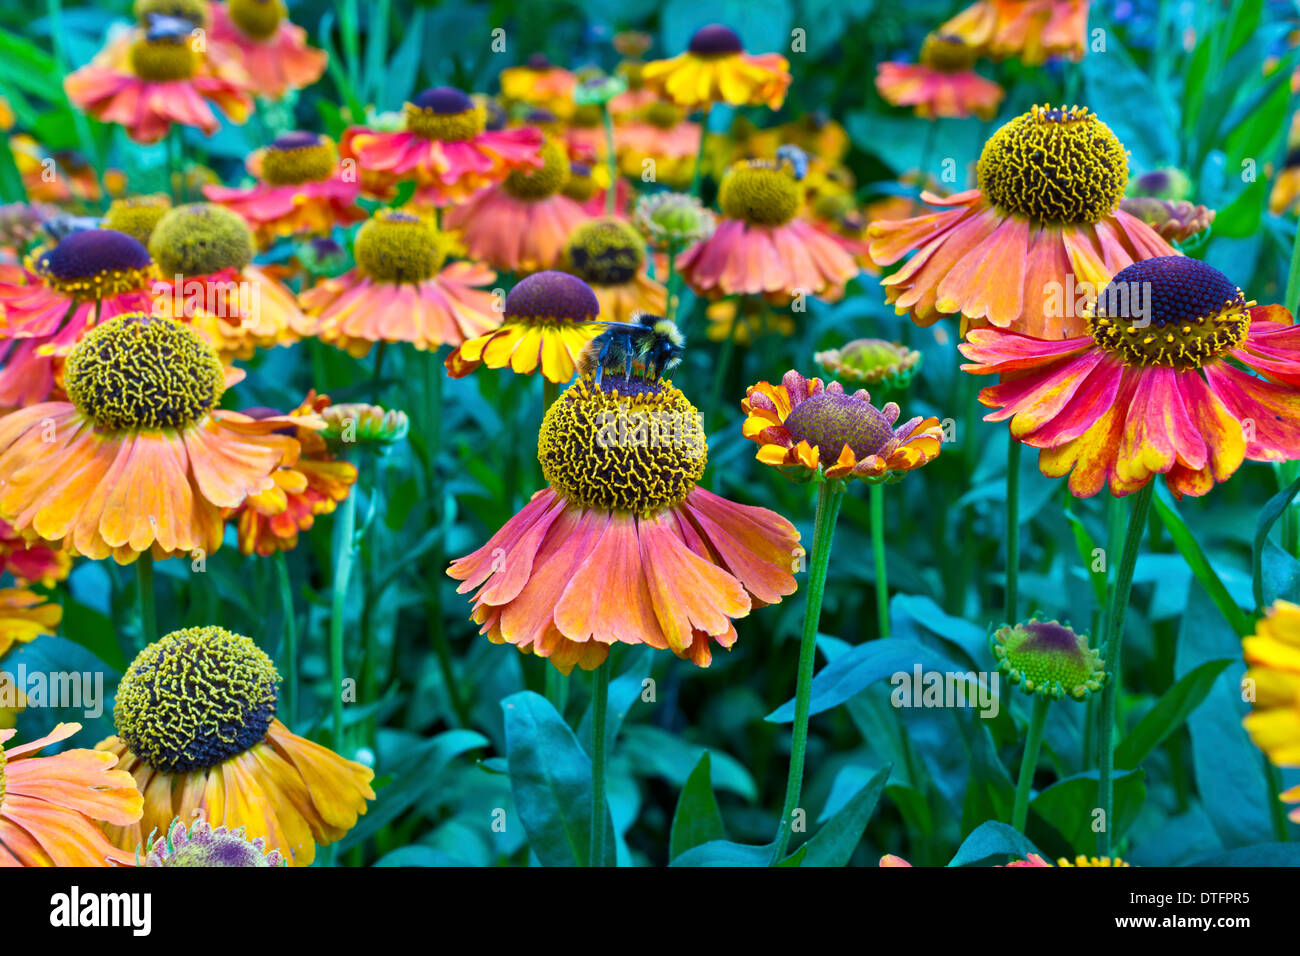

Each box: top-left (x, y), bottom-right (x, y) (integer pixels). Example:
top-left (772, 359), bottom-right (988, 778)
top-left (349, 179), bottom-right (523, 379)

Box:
top-left (815, 339), bottom-right (922, 390)
top-left (1117, 197), bottom-right (1215, 244)
top-left (320, 402), bottom-right (411, 448)
top-left (143, 814), bottom-right (286, 866)
top-left (875, 33), bottom-right (1005, 120)
top-left (991, 618), bottom-right (1104, 699)
top-left (742, 370), bottom-right (942, 483)
top-left (103, 194), bottom-right (172, 247)
top-left (98, 625), bottom-right (375, 865)
top-left (941, 0), bottom-right (1090, 65)
top-left (562, 217), bottom-right (665, 321)
top-left (34, 227), bottom-right (155, 301)
top-left (1243, 601), bottom-right (1300, 778)
top-left (208, 0), bottom-right (327, 99)
top-left (642, 24), bottom-right (791, 111)
top-left (633, 191), bottom-right (716, 249)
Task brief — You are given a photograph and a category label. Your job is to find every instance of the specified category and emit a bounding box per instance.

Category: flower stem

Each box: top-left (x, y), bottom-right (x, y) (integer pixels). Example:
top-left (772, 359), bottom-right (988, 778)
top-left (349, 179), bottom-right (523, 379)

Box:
top-left (372, 341), bottom-right (387, 400)
top-left (135, 551), bottom-right (157, 652)
top-left (1096, 481), bottom-right (1153, 857)
top-left (1011, 695), bottom-right (1050, 832)
top-left (870, 482), bottom-right (890, 638)
top-left (602, 105), bottom-right (618, 218)
top-left (663, 240), bottom-right (681, 325)
top-left (589, 660), bottom-right (610, 867)
top-left (275, 551), bottom-right (298, 727)
top-left (330, 487), bottom-right (359, 755)
top-left (771, 480), bottom-right (844, 863)
top-left (1004, 434), bottom-right (1021, 624)
top-left (688, 105), bottom-right (712, 197)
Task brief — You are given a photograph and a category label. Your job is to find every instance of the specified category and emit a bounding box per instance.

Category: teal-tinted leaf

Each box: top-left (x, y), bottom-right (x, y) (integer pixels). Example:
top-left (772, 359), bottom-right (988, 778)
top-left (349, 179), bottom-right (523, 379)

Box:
top-left (669, 839), bottom-right (775, 867)
top-left (578, 647), bottom-right (651, 755)
top-left (1191, 843), bottom-right (1300, 866)
top-left (947, 821), bottom-right (1043, 867)
top-left (669, 752), bottom-right (726, 860)
top-left (1153, 487), bottom-right (1252, 635)
top-left (373, 846), bottom-right (471, 867)
top-left (800, 765), bottom-right (890, 867)
top-left (1115, 659), bottom-right (1234, 770)
top-left (1030, 770), bottom-right (1145, 854)
top-left (503, 691), bottom-right (615, 867)
top-left (1253, 471), bottom-right (1300, 607)
top-left (618, 725), bottom-right (757, 800)
top-left (9, 636), bottom-right (118, 747)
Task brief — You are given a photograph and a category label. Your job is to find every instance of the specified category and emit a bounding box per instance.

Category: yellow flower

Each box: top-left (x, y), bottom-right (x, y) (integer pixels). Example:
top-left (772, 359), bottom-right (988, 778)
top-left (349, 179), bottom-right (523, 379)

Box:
top-left (642, 24), bottom-right (791, 111)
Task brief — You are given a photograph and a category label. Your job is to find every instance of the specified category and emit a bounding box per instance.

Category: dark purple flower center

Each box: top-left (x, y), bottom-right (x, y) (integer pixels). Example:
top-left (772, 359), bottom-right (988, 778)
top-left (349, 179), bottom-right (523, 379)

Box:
top-left (689, 24), bottom-right (743, 55)
top-left (1020, 620), bottom-right (1085, 658)
top-left (412, 86), bottom-right (474, 114)
top-left (783, 392), bottom-right (895, 460)
top-left (505, 270), bottom-right (600, 322)
top-left (1096, 256), bottom-right (1244, 328)
top-left (269, 130), bottom-right (321, 151)
top-left (39, 228), bottom-right (152, 279)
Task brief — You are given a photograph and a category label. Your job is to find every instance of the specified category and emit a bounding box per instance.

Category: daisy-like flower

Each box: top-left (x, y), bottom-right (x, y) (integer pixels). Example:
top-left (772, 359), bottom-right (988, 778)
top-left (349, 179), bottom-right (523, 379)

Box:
top-left (0, 313), bottom-right (302, 564)
top-left (10, 136), bottom-right (103, 206)
top-left (103, 193), bottom-right (172, 247)
top-left (98, 626), bottom-right (374, 865)
top-left (342, 87), bottom-right (544, 207)
top-left (298, 209), bottom-right (500, 357)
top-left (876, 33), bottom-right (1005, 121)
top-left (230, 394), bottom-right (358, 556)
top-left (705, 298), bottom-right (795, 347)
top-left (742, 370), bottom-right (943, 483)
top-left (815, 339), bottom-right (922, 391)
top-left (0, 228), bottom-right (157, 408)
top-left (449, 375), bottom-right (801, 673)
top-left (202, 132), bottom-right (364, 248)
top-left (0, 520), bottom-right (71, 587)
top-left (642, 24), bottom-right (791, 112)
top-left (677, 157), bottom-right (859, 304)
top-left (446, 270), bottom-right (603, 384)
top-left (961, 256), bottom-right (1300, 498)
top-left (615, 102), bottom-right (702, 190)
top-left (633, 191), bottom-right (716, 251)
top-left (941, 0), bottom-right (1090, 65)
top-left (64, 25), bottom-right (253, 144)
top-left (443, 137), bottom-right (591, 272)
top-left (561, 161), bottom-right (628, 218)
top-left (0, 589), bottom-right (62, 726)
top-left (1242, 602), bottom-right (1300, 804)
top-left (498, 54), bottom-right (578, 117)
top-left (143, 813), bottom-right (287, 866)
top-left (148, 202), bottom-right (307, 359)
top-left (991, 618), bottom-right (1105, 699)
top-left (208, 0), bottom-right (327, 100)
top-left (1117, 196), bottom-right (1216, 244)
top-left (0, 722), bottom-right (143, 866)
top-left (561, 218), bottom-right (666, 321)
top-left (869, 105), bottom-right (1176, 339)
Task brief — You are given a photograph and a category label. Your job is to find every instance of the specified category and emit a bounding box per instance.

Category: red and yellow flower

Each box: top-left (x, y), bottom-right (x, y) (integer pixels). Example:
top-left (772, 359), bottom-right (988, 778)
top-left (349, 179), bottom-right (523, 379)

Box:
top-left (1242, 600), bottom-right (1300, 821)
top-left (642, 24), bottom-right (791, 112)
top-left (450, 375), bottom-right (801, 673)
top-left (960, 256), bottom-right (1300, 498)
top-left (0, 722), bottom-right (143, 866)
top-left (561, 218), bottom-right (666, 321)
top-left (869, 105), bottom-right (1176, 339)
top-left (0, 520), bottom-right (71, 587)
top-left (208, 0), bottom-right (328, 100)
top-left (498, 54), bottom-right (579, 118)
top-left (742, 370), bottom-right (943, 483)
top-left (941, 0), bottom-right (1090, 65)
top-left (875, 33), bottom-right (1005, 120)
top-left (0, 313), bottom-right (302, 564)
top-left (98, 626), bottom-right (374, 865)
top-left (299, 209), bottom-right (501, 356)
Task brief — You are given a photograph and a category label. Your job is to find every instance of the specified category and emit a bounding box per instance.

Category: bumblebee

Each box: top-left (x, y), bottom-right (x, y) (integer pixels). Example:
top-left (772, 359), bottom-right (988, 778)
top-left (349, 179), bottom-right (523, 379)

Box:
top-left (775, 144), bottom-right (809, 181)
top-left (577, 311), bottom-right (685, 386)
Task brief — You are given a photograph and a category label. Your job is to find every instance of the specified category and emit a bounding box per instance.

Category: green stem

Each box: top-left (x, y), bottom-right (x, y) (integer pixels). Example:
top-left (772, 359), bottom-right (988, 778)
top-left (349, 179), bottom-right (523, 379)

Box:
top-left (1096, 482), bottom-right (1153, 858)
top-left (602, 105), bottom-right (618, 218)
top-left (663, 240), bottom-right (681, 325)
top-left (546, 666), bottom-right (569, 718)
top-left (589, 661), bottom-right (610, 867)
top-left (372, 341), bottom-right (387, 400)
top-left (1004, 434), bottom-right (1022, 624)
top-left (1284, 214), bottom-right (1300, 317)
top-left (771, 481), bottom-right (845, 862)
top-left (135, 551), bottom-right (157, 652)
top-left (1011, 695), bottom-right (1050, 832)
top-left (870, 482), bottom-right (889, 638)
top-left (330, 488), bottom-right (359, 754)
top-left (688, 105), bottom-right (712, 197)
top-left (275, 551), bottom-right (298, 727)
top-left (1265, 756), bottom-right (1292, 842)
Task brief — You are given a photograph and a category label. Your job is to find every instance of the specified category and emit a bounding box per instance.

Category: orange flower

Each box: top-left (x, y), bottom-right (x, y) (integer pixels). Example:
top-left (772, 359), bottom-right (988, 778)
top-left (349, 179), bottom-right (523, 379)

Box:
top-left (875, 34), bottom-right (1005, 120)
top-left (443, 137), bottom-right (591, 272)
top-left (230, 393), bottom-right (358, 556)
top-left (677, 157), bottom-right (858, 303)
top-left (869, 105), bottom-right (1176, 338)
top-left (98, 626), bottom-right (374, 865)
top-left (446, 270), bottom-right (604, 384)
top-left (64, 26), bottom-right (252, 144)
top-left (960, 257), bottom-right (1300, 498)
top-left (742, 370), bottom-right (943, 483)
top-left (0, 588), bottom-right (61, 726)
top-left (299, 209), bottom-right (501, 356)
top-left (0, 313), bottom-right (302, 564)
top-left (208, 0), bottom-right (328, 100)
top-left (942, 0), bottom-right (1090, 65)
top-left (615, 103), bottom-right (702, 190)
top-left (499, 54), bottom-right (579, 118)
top-left (1242, 601), bottom-right (1300, 794)
top-left (449, 376), bottom-right (801, 673)
top-left (561, 218), bottom-right (666, 321)
top-left (202, 132), bottom-right (364, 248)
top-left (642, 24), bottom-right (791, 111)
top-left (0, 520), bottom-right (71, 587)
top-left (0, 722), bottom-right (142, 866)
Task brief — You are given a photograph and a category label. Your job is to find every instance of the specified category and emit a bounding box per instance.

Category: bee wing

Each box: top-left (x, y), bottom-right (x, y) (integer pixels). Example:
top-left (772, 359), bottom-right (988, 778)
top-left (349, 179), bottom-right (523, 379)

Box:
top-left (590, 321), bottom-right (651, 332)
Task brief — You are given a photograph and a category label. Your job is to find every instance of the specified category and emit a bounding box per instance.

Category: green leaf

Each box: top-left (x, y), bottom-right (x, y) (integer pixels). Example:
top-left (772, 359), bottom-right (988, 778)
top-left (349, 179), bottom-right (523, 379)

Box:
top-left (618, 725), bottom-right (757, 800)
top-left (669, 840), bottom-right (776, 867)
top-left (800, 765), bottom-right (891, 867)
top-left (947, 821), bottom-right (1043, 867)
top-left (1115, 659), bottom-right (1234, 770)
top-left (669, 753), bottom-right (726, 860)
top-left (1253, 471), bottom-right (1300, 608)
top-left (502, 691), bottom-right (615, 867)
top-left (373, 846), bottom-right (471, 867)
top-left (1030, 770), bottom-right (1146, 854)
top-left (1153, 486), bottom-right (1253, 635)
top-left (1192, 843), bottom-right (1300, 866)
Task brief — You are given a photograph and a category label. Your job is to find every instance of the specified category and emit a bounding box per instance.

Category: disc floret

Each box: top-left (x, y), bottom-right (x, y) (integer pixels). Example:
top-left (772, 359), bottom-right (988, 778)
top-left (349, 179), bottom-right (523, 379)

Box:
top-left (991, 618), bottom-right (1105, 700)
top-left (502, 138), bottom-right (569, 201)
top-left (149, 202), bottom-right (255, 276)
top-left (34, 228), bottom-right (156, 299)
top-left (353, 210), bottom-right (445, 283)
top-left (563, 218), bottom-right (645, 286)
top-left (718, 159), bottom-right (800, 226)
top-left (260, 132), bottom-right (338, 185)
top-left (404, 86), bottom-right (488, 141)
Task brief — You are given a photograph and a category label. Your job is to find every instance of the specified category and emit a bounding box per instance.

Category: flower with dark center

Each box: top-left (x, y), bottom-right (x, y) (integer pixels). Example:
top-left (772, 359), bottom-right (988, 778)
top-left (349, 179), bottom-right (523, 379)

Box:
top-left (815, 339), bottom-right (923, 390)
top-left (940, 0), bottom-right (1090, 66)
top-left (228, 0), bottom-right (285, 39)
top-left (208, 0), bottom-right (326, 99)
top-left (0, 312), bottom-right (304, 562)
top-left (98, 625), bottom-right (375, 865)
top-left (143, 815), bottom-right (287, 866)
top-left (961, 256), bottom-right (1300, 498)
top-left (561, 218), bottom-right (667, 321)
top-left (498, 56), bottom-right (578, 117)
top-left (742, 370), bottom-right (943, 483)
top-left (875, 32), bottom-right (1004, 120)
top-left (869, 103), bottom-right (1178, 338)
top-left (260, 131), bottom-right (338, 184)
top-left (446, 270), bottom-right (605, 382)
top-left (450, 376), bottom-right (801, 673)
top-left (643, 23), bottom-right (791, 110)
top-left (991, 618), bottom-right (1105, 699)
top-left (33, 228), bottom-right (155, 300)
